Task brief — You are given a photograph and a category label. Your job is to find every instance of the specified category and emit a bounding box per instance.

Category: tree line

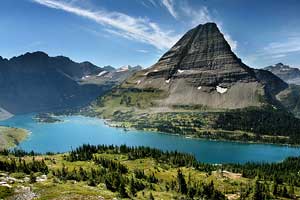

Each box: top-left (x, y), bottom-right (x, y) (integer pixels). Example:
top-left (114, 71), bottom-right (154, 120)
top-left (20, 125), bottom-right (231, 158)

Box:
top-left (0, 157), bottom-right (48, 174)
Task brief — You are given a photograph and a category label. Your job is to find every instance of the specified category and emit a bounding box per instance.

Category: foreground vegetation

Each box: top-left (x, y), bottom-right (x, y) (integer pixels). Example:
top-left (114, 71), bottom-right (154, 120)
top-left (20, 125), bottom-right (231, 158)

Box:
top-left (0, 144), bottom-right (299, 199)
top-left (0, 126), bottom-right (28, 150)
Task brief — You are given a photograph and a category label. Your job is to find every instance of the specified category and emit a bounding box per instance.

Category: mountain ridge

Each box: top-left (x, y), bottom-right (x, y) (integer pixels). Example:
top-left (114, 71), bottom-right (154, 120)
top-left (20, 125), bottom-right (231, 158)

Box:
top-left (264, 63), bottom-right (300, 85)
top-left (0, 51), bottom-right (141, 116)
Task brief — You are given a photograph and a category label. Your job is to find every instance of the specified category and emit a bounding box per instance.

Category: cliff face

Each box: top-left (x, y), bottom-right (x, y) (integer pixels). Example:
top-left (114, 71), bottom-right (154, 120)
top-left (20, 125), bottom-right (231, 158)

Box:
top-left (121, 23), bottom-right (285, 109)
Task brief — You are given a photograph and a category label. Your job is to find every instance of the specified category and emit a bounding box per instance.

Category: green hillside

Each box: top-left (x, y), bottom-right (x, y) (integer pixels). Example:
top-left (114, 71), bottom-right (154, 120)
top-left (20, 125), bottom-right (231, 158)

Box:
top-left (0, 145), bottom-right (299, 199)
top-left (88, 89), bottom-right (300, 145)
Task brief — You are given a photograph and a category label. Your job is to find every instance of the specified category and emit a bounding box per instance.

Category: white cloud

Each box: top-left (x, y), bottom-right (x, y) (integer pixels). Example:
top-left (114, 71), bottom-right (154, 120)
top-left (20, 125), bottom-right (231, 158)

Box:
top-left (146, 0), bottom-right (157, 7)
top-left (264, 36), bottom-right (300, 55)
top-left (32, 0), bottom-right (180, 50)
top-left (180, 2), bottom-right (238, 51)
top-left (137, 49), bottom-right (149, 53)
top-left (247, 35), bottom-right (300, 65)
top-left (181, 5), bottom-right (212, 27)
top-left (161, 0), bottom-right (178, 19)
top-left (271, 54), bottom-right (286, 59)
top-left (223, 32), bottom-right (237, 51)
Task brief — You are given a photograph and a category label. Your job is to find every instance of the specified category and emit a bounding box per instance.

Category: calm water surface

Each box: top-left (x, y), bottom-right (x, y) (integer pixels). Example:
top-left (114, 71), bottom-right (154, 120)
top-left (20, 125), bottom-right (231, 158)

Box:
top-left (0, 114), bottom-right (299, 164)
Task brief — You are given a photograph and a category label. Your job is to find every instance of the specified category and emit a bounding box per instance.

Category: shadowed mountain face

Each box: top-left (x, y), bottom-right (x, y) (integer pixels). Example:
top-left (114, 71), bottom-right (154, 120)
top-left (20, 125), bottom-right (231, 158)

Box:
top-left (0, 52), bottom-right (141, 115)
top-left (121, 23), bottom-right (287, 109)
top-left (264, 63), bottom-right (300, 85)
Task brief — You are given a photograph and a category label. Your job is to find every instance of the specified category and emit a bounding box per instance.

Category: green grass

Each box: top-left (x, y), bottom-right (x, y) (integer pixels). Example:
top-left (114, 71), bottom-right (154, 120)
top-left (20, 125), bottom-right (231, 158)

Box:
top-left (0, 126), bottom-right (29, 149)
top-left (1, 152), bottom-right (299, 200)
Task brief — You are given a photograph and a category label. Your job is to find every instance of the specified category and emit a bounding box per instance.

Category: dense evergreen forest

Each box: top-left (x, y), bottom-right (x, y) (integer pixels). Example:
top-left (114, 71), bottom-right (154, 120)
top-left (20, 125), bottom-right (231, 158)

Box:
top-left (214, 107), bottom-right (300, 144)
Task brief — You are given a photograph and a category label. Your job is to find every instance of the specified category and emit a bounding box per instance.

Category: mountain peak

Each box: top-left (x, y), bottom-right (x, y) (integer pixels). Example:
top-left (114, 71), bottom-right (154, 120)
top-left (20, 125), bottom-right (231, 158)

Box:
top-left (264, 63), bottom-right (300, 85)
top-left (275, 62), bottom-right (284, 66)
top-left (194, 22), bottom-right (219, 31)
top-left (118, 23), bottom-right (274, 109)
top-left (139, 22), bottom-right (254, 85)
top-left (24, 51), bottom-right (49, 58)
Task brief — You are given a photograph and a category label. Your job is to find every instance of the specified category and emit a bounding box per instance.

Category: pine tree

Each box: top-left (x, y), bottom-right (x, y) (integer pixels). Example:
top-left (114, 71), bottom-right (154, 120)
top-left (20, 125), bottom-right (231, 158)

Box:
top-left (288, 185), bottom-right (295, 197)
top-left (177, 169), bottom-right (187, 194)
top-left (271, 181), bottom-right (278, 196)
top-left (129, 177), bottom-right (137, 196)
top-left (118, 182), bottom-right (128, 198)
top-left (252, 178), bottom-right (262, 200)
top-left (29, 172), bottom-right (36, 183)
top-left (149, 192), bottom-right (155, 200)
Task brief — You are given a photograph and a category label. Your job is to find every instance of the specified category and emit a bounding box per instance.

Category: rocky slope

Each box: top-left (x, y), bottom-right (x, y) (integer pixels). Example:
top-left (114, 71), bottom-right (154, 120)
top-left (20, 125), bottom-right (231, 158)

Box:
top-left (264, 63), bottom-right (300, 117)
top-left (264, 63), bottom-right (300, 85)
top-left (120, 23), bottom-right (289, 109)
top-left (100, 23), bottom-right (288, 111)
top-left (0, 52), bottom-right (140, 115)
top-left (93, 23), bottom-right (300, 142)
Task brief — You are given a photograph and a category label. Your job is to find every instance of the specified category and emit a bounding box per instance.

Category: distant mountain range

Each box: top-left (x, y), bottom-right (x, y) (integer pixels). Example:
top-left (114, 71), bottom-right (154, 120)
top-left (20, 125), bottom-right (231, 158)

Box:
top-left (0, 51), bottom-right (141, 117)
top-left (93, 22), bottom-right (300, 144)
top-left (264, 63), bottom-right (300, 85)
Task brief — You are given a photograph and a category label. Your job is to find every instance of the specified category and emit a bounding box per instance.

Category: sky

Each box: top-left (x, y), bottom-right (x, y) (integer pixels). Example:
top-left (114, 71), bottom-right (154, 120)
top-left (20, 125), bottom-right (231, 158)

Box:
top-left (0, 0), bottom-right (300, 69)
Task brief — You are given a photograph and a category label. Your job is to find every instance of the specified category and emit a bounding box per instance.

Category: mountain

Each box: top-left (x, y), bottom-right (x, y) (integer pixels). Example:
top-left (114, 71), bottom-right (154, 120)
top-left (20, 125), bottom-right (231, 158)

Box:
top-left (99, 23), bottom-right (287, 110)
top-left (93, 23), bottom-right (300, 144)
top-left (264, 63), bottom-right (300, 117)
top-left (0, 52), bottom-right (141, 116)
top-left (122, 23), bottom-right (291, 109)
top-left (264, 63), bottom-right (300, 85)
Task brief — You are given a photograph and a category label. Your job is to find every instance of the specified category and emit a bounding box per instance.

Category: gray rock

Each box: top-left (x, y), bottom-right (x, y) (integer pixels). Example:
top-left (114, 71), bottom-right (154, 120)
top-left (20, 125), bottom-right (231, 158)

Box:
top-left (124, 23), bottom-right (286, 109)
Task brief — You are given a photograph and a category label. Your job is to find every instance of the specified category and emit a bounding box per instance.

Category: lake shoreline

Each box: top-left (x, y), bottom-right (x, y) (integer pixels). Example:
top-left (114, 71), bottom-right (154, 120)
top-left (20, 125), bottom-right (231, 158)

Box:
top-left (102, 117), bottom-right (300, 148)
top-left (0, 126), bottom-right (30, 150)
top-left (48, 112), bottom-right (300, 147)
top-left (1, 114), bottom-right (299, 164)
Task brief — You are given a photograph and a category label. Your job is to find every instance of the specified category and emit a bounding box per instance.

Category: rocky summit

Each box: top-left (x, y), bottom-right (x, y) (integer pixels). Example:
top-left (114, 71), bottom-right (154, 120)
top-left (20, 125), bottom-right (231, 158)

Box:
top-left (122, 23), bottom-right (286, 109)
top-left (264, 63), bottom-right (300, 85)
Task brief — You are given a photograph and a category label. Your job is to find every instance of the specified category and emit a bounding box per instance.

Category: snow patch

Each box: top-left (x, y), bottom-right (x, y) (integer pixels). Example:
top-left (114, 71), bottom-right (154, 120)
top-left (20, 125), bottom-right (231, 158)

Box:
top-left (81, 75), bottom-right (90, 80)
top-left (178, 70), bottom-right (184, 73)
top-left (96, 71), bottom-right (108, 77)
top-left (165, 79), bottom-right (170, 83)
top-left (117, 65), bottom-right (130, 72)
top-left (197, 86), bottom-right (202, 90)
top-left (216, 86), bottom-right (228, 94)
top-left (136, 80), bottom-right (141, 85)
top-left (153, 69), bottom-right (158, 72)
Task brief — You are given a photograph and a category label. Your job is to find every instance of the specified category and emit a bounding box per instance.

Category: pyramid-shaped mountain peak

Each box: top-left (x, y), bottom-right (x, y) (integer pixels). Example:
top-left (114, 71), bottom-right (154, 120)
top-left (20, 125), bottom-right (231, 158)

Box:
top-left (120, 23), bottom-right (286, 109)
top-left (136, 22), bottom-right (257, 87)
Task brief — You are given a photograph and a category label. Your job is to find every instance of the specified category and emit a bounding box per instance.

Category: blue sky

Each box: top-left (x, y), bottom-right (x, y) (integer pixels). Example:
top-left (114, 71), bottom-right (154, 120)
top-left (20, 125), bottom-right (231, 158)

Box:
top-left (0, 0), bottom-right (300, 68)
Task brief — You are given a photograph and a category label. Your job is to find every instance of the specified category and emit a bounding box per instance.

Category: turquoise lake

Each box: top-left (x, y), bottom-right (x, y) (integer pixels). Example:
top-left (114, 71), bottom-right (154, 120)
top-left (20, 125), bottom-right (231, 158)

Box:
top-left (0, 114), bottom-right (299, 164)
